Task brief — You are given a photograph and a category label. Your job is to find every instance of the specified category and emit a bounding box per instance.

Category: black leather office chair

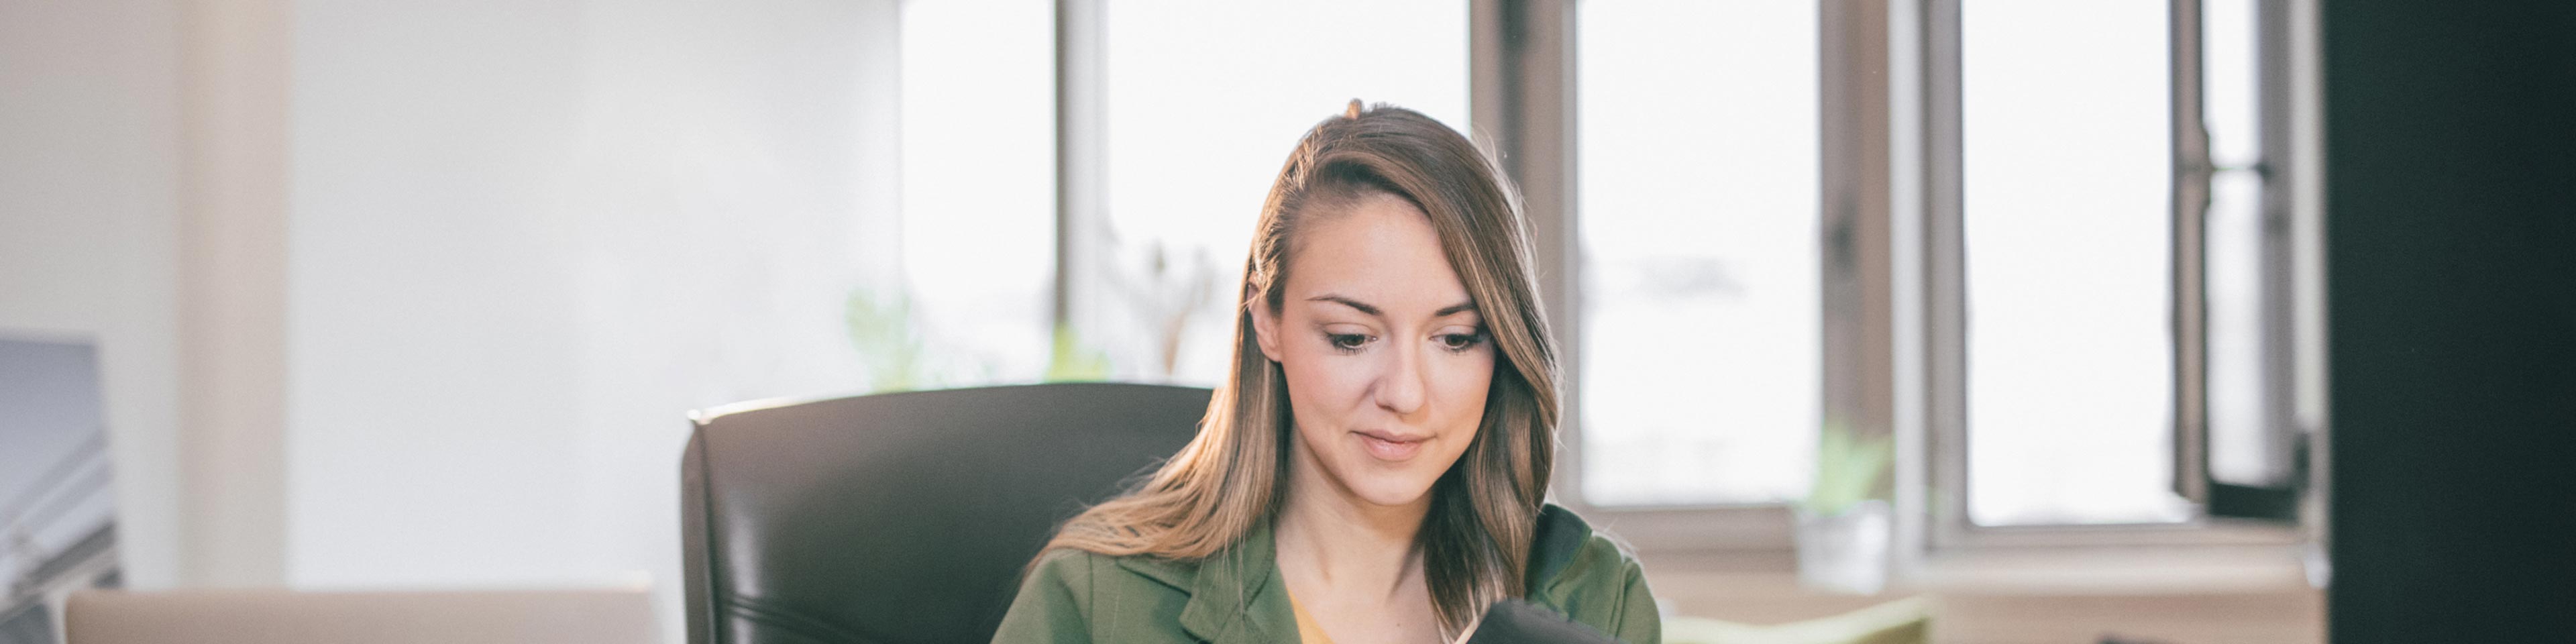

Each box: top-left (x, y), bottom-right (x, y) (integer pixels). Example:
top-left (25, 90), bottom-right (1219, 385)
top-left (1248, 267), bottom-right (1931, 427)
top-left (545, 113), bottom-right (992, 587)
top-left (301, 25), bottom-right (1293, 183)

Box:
top-left (680, 382), bottom-right (1212, 644)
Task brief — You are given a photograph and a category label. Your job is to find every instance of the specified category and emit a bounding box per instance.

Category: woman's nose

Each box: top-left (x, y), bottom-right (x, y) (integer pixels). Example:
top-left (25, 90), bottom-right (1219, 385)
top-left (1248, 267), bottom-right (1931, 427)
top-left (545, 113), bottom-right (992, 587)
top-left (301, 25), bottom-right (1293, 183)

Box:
top-left (1374, 340), bottom-right (1428, 416)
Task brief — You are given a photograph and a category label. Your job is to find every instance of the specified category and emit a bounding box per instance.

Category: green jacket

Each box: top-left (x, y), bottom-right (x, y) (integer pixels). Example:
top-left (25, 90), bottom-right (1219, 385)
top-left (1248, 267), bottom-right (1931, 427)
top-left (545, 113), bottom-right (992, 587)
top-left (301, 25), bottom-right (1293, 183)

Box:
top-left (991, 504), bottom-right (1660, 643)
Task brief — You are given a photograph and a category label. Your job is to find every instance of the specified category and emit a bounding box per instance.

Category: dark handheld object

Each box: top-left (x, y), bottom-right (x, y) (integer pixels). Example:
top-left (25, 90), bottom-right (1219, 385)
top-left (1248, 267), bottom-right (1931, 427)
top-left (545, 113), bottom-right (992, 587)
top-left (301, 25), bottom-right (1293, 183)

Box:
top-left (1464, 600), bottom-right (1622, 644)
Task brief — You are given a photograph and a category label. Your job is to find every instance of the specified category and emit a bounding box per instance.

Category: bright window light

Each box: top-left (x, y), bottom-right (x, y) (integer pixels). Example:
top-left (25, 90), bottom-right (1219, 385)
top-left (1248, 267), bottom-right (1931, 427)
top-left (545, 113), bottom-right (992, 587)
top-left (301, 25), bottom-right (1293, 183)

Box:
top-left (1576, 0), bottom-right (1821, 506)
top-left (1091, 0), bottom-right (1471, 385)
top-left (1960, 0), bottom-right (2193, 526)
top-left (897, 0), bottom-right (1057, 387)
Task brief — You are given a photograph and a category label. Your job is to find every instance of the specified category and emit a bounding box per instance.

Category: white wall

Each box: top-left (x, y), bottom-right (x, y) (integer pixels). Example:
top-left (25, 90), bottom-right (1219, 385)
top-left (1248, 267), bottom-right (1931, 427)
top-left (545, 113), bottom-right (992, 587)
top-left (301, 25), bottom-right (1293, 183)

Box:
top-left (286, 0), bottom-right (595, 588)
top-left (7, 1), bottom-right (903, 640)
top-left (284, 1), bottom-right (901, 641)
top-left (0, 0), bottom-right (186, 591)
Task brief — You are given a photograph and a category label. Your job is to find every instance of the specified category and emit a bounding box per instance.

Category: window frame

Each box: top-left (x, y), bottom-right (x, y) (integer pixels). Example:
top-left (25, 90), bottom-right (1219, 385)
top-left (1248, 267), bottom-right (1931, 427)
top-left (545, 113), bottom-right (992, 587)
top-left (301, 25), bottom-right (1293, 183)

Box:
top-left (1477, 0), bottom-right (2331, 583)
top-left (1476, 0), bottom-right (1858, 553)
top-left (1896, 0), bottom-right (2330, 588)
top-left (1038, 0), bottom-right (2331, 585)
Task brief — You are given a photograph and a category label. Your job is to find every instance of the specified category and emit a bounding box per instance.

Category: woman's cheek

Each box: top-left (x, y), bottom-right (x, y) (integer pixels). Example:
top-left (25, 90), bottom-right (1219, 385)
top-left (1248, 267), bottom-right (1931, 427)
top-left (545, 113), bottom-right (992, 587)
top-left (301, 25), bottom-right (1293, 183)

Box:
top-left (1287, 345), bottom-right (1375, 417)
top-left (1439, 350), bottom-right (1496, 421)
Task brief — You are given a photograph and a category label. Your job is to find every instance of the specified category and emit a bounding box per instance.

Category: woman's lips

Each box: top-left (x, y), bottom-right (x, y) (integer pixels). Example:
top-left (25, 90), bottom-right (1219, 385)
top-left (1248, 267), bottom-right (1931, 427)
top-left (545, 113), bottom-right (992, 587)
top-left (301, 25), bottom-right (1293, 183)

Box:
top-left (1355, 430), bottom-right (1428, 462)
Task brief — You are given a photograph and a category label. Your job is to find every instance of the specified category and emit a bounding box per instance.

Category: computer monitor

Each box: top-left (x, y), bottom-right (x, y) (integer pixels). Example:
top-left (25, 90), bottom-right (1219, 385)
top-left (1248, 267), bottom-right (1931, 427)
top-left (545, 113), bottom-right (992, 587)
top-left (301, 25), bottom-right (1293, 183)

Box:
top-left (0, 337), bottom-right (119, 644)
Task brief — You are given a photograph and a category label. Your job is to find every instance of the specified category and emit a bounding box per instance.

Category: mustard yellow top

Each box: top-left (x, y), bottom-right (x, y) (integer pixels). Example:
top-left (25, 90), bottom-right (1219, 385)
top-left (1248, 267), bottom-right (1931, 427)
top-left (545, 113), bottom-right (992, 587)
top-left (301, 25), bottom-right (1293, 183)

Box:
top-left (1285, 590), bottom-right (1336, 644)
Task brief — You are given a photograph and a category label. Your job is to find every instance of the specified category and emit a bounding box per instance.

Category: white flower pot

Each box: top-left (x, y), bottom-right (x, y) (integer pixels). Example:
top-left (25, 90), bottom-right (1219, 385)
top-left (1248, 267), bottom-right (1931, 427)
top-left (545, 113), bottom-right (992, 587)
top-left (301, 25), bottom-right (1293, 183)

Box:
top-left (1794, 498), bottom-right (1891, 594)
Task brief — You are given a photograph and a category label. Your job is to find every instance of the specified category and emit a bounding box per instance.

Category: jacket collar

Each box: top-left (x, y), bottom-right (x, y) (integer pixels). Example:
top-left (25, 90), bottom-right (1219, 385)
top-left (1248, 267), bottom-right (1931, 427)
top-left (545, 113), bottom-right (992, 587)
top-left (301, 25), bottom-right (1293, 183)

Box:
top-left (1113, 504), bottom-right (1591, 643)
top-left (1522, 503), bottom-right (1592, 596)
top-left (1114, 519), bottom-right (1292, 644)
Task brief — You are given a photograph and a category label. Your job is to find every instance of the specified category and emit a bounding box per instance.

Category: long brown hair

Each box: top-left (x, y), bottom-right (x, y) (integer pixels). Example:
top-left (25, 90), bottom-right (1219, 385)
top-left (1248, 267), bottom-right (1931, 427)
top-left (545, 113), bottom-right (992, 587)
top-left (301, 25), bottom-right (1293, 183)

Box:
top-left (1042, 101), bottom-right (1560, 639)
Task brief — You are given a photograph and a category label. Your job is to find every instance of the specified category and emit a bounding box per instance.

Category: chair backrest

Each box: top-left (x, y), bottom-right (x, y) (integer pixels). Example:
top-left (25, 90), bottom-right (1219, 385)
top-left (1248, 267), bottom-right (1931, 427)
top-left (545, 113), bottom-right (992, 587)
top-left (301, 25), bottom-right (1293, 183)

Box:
top-left (680, 382), bottom-right (1212, 644)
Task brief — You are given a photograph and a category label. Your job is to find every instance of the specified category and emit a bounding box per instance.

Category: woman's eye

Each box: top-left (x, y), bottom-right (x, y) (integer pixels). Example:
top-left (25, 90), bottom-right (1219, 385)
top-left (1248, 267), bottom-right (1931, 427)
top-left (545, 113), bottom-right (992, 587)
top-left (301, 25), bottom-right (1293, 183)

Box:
top-left (1327, 333), bottom-right (1371, 352)
top-left (1438, 332), bottom-right (1487, 352)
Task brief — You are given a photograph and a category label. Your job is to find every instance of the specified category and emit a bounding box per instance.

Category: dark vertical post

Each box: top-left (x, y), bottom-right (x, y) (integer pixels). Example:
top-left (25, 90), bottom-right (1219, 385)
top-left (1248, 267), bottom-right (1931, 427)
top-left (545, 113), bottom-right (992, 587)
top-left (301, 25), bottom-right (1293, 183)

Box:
top-left (2324, 1), bottom-right (2576, 641)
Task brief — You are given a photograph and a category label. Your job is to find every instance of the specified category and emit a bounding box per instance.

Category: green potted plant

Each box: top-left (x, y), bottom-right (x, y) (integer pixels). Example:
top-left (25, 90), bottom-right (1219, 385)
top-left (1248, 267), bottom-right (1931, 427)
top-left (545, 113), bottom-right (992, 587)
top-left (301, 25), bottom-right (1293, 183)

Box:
top-left (1796, 418), bottom-right (1894, 594)
top-left (846, 286), bottom-right (1114, 393)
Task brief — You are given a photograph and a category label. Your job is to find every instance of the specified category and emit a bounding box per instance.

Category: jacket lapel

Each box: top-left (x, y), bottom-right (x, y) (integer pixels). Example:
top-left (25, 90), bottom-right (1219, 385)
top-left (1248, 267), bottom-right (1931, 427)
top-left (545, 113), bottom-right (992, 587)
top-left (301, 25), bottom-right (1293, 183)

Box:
top-left (1139, 504), bottom-right (1595, 642)
top-left (1175, 520), bottom-right (1291, 644)
top-left (1522, 504), bottom-right (1591, 596)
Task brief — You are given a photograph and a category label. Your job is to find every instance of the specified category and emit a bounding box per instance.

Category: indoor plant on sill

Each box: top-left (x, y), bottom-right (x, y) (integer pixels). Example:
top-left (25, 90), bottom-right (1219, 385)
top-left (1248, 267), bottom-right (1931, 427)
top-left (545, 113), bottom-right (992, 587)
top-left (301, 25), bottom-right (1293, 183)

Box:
top-left (1796, 419), bottom-right (1894, 594)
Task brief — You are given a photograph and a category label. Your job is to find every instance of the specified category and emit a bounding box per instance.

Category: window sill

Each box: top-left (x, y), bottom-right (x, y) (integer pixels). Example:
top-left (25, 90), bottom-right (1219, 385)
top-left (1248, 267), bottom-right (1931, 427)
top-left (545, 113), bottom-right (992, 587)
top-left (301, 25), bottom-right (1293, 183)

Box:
top-left (1640, 547), bottom-right (2324, 644)
top-left (1574, 502), bottom-right (1799, 553)
top-left (1625, 528), bottom-right (2322, 596)
top-left (1897, 541), bottom-right (2322, 595)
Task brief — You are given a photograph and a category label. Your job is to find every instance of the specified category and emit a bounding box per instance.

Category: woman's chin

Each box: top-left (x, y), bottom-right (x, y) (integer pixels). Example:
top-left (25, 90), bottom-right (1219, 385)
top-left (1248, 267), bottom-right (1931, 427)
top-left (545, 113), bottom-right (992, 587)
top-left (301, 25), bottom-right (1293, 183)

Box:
top-left (1345, 477), bottom-right (1440, 509)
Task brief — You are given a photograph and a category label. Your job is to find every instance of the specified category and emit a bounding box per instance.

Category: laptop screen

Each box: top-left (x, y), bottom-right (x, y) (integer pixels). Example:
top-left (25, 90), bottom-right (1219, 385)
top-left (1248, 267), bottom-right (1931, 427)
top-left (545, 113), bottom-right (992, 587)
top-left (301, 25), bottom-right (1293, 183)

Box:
top-left (0, 337), bottom-right (119, 644)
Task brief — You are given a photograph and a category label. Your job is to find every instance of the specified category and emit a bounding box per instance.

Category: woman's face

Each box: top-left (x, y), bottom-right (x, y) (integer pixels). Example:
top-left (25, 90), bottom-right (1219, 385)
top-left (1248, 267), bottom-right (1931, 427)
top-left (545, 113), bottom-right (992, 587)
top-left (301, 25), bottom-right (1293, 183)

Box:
top-left (1254, 192), bottom-right (1495, 511)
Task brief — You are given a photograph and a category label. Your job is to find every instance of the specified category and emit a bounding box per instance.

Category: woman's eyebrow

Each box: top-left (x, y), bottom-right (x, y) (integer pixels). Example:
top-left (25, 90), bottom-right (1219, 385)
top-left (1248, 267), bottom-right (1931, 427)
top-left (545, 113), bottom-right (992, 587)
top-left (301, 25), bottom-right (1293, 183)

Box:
top-left (1307, 294), bottom-right (1479, 318)
top-left (1309, 294), bottom-right (1382, 317)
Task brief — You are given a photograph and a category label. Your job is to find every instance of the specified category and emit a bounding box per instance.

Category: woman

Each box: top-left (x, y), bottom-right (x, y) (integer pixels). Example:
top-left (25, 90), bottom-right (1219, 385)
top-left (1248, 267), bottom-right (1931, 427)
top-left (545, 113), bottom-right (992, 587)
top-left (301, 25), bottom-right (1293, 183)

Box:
top-left (993, 101), bottom-right (1659, 644)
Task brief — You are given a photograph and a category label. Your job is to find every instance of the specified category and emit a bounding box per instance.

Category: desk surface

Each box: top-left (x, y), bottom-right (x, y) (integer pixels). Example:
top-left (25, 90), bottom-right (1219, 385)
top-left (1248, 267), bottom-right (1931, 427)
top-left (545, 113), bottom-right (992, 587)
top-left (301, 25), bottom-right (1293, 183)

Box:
top-left (66, 589), bottom-right (657, 644)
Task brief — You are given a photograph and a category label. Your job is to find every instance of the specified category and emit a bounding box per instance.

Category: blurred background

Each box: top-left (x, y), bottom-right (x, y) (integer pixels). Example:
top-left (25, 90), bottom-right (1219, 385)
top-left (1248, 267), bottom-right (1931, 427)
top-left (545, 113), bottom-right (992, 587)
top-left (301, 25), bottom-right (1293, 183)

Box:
top-left (2, 1), bottom-right (2568, 643)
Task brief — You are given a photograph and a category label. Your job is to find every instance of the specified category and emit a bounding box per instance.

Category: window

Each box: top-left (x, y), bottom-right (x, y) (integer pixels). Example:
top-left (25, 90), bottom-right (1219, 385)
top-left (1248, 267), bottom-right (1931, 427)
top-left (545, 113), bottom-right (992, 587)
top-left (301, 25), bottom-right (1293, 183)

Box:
top-left (893, 0), bottom-right (1467, 390)
top-left (894, 0), bottom-right (1057, 388)
top-left (2197, 0), bottom-right (2303, 493)
top-left (1076, 0), bottom-right (1472, 386)
top-left (1956, 0), bottom-right (2188, 527)
top-left (1490, 0), bottom-right (2323, 571)
top-left (886, 0), bottom-right (2325, 576)
top-left (1573, 0), bottom-right (1821, 507)
top-left (1919, 0), bottom-right (2322, 566)
top-left (1948, 0), bottom-right (2314, 530)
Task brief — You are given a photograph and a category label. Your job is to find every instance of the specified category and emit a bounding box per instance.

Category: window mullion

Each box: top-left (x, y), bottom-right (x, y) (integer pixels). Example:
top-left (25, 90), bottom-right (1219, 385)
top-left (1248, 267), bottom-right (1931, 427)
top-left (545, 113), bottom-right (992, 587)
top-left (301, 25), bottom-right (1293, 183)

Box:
top-left (1472, 0), bottom-right (1585, 513)
top-left (1822, 0), bottom-right (1899, 500)
top-left (1053, 0), bottom-right (1106, 341)
top-left (1921, 0), bottom-right (1972, 550)
top-left (2171, 0), bottom-right (2216, 511)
